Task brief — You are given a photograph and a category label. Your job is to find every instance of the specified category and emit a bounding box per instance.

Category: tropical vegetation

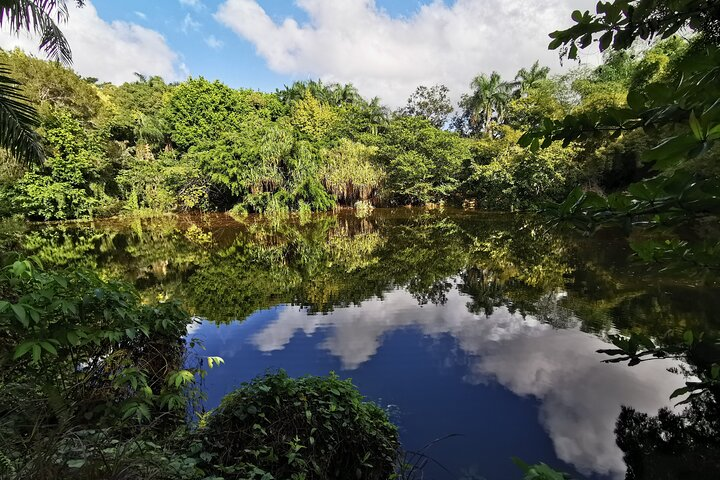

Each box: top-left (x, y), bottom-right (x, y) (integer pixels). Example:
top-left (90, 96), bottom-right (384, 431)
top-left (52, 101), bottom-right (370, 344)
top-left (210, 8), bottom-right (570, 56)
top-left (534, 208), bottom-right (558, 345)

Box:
top-left (1, 21), bottom-right (702, 219)
top-left (1, 0), bottom-right (719, 479)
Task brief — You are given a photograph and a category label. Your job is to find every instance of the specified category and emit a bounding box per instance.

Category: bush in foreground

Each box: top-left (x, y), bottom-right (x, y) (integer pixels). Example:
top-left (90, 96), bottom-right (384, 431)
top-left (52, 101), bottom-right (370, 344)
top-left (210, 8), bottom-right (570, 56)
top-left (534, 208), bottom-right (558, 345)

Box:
top-left (202, 371), bottom-right (399, 480)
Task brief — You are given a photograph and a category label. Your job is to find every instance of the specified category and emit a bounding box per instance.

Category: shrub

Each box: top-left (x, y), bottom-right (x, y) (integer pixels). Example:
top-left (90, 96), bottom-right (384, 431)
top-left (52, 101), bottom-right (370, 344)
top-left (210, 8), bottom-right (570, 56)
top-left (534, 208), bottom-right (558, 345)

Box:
top-left (0, 258), bottom-right (202, 425)
top-left (0, 258), bottom-right (225, 479)
top-left (202, 371), bottom-right (399, 480)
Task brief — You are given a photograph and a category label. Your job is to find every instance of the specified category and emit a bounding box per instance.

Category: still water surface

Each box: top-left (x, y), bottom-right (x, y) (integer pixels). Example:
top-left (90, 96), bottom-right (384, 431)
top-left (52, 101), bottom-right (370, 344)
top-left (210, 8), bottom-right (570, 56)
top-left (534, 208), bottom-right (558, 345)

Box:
top-left (15, 208), bottom-right (720, 479)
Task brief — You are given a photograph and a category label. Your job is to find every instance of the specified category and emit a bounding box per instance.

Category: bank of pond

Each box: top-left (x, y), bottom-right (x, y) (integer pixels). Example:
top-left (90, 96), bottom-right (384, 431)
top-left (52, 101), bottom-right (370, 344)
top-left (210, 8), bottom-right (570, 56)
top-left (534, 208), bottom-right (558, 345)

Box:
top-left (1, 208), bottom-right (719, 479)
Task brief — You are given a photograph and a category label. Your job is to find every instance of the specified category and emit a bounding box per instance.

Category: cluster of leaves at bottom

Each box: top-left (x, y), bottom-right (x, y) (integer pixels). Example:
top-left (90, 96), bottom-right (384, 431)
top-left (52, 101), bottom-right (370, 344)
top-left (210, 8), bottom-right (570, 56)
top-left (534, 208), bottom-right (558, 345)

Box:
top-left (201, 371), bottom-right (399, 480)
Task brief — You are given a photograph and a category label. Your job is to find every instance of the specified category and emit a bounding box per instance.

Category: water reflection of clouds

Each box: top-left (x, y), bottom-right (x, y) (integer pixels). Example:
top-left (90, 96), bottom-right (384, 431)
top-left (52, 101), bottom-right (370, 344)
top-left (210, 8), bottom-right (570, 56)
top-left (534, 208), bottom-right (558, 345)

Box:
top-left (251, 288), bottom-right (682, 479)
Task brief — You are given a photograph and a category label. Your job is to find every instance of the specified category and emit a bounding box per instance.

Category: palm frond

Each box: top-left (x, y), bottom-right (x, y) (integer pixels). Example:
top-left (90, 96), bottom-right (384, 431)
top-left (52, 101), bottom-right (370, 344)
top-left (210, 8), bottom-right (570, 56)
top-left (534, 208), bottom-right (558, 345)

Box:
top-left (0, 0), bottom-right (73, 65)
top-left (0, 64), bottom-right (43, 165)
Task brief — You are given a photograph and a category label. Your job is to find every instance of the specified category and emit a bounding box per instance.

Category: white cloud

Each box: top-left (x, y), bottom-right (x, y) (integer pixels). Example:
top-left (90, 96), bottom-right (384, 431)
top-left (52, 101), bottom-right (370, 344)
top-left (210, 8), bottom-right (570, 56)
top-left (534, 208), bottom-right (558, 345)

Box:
top-left (0, 1), bottom-right (184, 84)
top-left (134, 11), bottom-right (147, 20)
top-left (205, 35), bottom-right (224, 49)
top-left (248, 287), bottom-right (683, 479)
top-left (182, 13), bottom-right (201, 34)
top-left (215, 0), bottom-right (597, 107)
top-left (180, 0), bottom-right (205, 10)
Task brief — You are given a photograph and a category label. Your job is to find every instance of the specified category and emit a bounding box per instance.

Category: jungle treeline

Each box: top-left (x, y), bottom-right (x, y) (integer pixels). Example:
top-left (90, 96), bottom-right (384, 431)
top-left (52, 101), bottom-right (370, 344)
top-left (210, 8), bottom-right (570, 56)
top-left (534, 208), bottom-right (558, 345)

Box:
top-left (0, 37), bottom-right (698, 221)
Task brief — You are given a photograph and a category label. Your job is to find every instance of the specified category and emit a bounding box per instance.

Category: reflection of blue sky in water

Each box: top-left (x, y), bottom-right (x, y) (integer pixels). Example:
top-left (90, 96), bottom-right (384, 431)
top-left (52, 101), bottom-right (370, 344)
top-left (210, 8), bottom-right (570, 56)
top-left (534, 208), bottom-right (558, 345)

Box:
top-left (190, 286), bottom-right (682, 480)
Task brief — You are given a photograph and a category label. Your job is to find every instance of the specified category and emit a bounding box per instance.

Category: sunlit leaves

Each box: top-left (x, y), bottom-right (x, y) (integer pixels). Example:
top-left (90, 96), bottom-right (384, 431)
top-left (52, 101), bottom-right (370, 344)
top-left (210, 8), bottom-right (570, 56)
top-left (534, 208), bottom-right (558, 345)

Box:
top-left (542, 169), bottom-right (720, 238)
top-left (207, 356), bottom-right (224, 369)
top-left (548, 1), bottom-right (720, 59)
top-left (512, 457), bottom-right (569, 480)
top-left (167, 370), bottom-right (195, 388)
top-left (1, 257), bottom-right (222, 424)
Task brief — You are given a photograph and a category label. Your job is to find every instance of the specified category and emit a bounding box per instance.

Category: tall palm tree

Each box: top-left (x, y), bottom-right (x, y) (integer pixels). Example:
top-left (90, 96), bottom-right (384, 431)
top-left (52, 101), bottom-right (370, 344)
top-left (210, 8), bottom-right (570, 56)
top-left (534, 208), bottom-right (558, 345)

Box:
top-left (515, 60), bottom-right (551, 95)
top-left (0, 0), bottom-right (83, 164)
top-left (464, 71), bottom-right (515, 137)
top-left (365, 97), bottom-right (388, 135)
top-left (329, 83), bottom-right (363, 106)
top-left (278, 80), bottom-right (330, 106)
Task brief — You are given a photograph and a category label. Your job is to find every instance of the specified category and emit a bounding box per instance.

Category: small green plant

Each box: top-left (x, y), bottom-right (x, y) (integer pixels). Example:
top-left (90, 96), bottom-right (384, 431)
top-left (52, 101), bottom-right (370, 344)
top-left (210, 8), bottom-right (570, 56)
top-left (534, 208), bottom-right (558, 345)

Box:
top-left (512, 458), bottom-right (572, 480)
top-left (201, 370), bottom-right (399, 479)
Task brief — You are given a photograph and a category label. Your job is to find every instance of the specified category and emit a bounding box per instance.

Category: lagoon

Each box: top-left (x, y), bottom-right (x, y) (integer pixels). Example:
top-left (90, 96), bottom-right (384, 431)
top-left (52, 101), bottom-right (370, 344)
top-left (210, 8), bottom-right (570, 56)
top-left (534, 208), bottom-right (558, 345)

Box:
top-left (13, 208), bottom-right (718, 479)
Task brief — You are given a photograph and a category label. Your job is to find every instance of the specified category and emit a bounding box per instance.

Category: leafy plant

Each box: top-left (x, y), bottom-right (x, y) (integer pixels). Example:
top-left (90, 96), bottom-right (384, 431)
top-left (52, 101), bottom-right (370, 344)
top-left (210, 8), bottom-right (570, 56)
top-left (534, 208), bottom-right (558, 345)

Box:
top-left (201, 370), bottom-right (399, 480)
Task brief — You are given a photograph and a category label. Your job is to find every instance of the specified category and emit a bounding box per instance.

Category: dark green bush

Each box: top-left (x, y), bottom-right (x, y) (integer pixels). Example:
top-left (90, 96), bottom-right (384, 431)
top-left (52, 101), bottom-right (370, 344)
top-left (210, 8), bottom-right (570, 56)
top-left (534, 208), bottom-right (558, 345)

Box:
top-left (203, 371), bottom-right (399, 480)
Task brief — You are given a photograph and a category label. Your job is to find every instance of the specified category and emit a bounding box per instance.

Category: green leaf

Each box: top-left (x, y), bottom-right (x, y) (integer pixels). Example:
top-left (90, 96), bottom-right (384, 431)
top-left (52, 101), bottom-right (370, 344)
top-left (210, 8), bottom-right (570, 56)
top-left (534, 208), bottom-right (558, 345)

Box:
top-left (11, 260), bottom-right (27, 276)
top-left (643, 134), bottom-right (701, 169)
top-left (599, 30), bottom-right (613, 51)
top-left (67, 459), bottom-right (86, 468)
top-left (689, 110), bottom-right (703, 140)
top-left (670, 386), bottom-right (689, 400)
top-left (11, 304), bottom-right (28, 327)
top-left (683, 330), bottom-right (694, 346)
top-left (32, 344), bottom-right (41, 363)
top-left (707, 123), bottom-right (720, 141)
top-left (13, 340), bottom-right (35, 360)
top-left (548, 37), bottom-right (563, 50)
top-left (67, 331), bottom-right (80, 346)
top-left (568, 43), bottom-right (578, 60)
top-left (207, 356), bottom-right (224, 368)
top-left (512, 457), bottom-right (531, 473)
top-left (40, 341), bottom-right (57, 355)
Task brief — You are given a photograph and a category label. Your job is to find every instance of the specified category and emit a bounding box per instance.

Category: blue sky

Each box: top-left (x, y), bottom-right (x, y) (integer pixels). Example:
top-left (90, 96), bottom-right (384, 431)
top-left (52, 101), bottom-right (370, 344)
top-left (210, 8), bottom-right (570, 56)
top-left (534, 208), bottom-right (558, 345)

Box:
top-left (0, 0), bottom-right (598, 107)
top-left (93, 0), bottom-right (442, 92)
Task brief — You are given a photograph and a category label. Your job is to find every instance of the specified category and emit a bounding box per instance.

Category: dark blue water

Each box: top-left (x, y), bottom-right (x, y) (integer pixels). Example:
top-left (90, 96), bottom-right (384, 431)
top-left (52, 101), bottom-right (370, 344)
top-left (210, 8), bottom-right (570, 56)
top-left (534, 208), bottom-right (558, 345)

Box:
top-left (189, 288), bottom-right (681, 480)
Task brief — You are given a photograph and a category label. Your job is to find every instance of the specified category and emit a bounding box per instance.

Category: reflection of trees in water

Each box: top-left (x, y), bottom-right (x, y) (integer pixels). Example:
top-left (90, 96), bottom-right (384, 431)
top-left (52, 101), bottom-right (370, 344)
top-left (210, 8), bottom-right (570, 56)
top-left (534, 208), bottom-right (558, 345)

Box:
top-left (459, 268), bottom-right (508, 316)
top-left (15, 210), bottom-right (719, 335)
top-left (13, 209), bottom-right (720, 478)
top-left (616, 392), bottom-right (720, 479)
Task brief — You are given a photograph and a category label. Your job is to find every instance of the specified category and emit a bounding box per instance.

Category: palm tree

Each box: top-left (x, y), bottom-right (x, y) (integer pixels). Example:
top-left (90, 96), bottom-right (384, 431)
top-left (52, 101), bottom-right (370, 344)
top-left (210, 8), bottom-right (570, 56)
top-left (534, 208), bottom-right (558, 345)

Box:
top-left (278, 80), bottom-right (329, 106)
top-left (329, 83), bottom-right (363, 106)
top-left (365, 97), bottom-right (388, 135)
top-left (0, 0), bottom-right (83, 164)
top-left (464, 72), bottom-right (515, 137)
top-left (515, 60), bottom-right (550, 95)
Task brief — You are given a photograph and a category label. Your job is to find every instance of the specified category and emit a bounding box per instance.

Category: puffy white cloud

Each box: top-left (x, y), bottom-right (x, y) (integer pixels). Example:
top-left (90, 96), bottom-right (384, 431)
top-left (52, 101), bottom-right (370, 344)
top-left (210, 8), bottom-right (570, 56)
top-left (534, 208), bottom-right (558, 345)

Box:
top-left (0, 1), bottom-right (185, 84)
top-left (215, 0), bottom-right (597, 107)
top-left (250, 287), bottom-right (682, 479)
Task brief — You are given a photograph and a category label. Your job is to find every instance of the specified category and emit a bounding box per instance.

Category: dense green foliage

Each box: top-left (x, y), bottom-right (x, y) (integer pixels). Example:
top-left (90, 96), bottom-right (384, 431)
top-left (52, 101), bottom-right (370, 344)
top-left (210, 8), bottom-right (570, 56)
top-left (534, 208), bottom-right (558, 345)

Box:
top-left (0, 0), bottom-right (87, 165)
top-left (523, 2), bottom-right (720, 479)
top-left (2, 1), bottom-right (720, 479)
top-left (203, 371), bottom-right (399, 480)
top-left (0, 257), bottom-right (214, 478)
top-left (2, 32), bottom-right (705, 219)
